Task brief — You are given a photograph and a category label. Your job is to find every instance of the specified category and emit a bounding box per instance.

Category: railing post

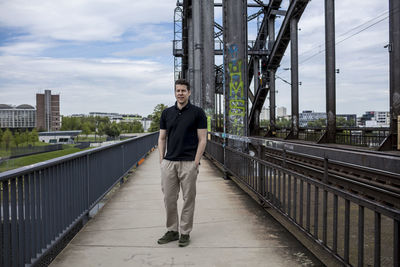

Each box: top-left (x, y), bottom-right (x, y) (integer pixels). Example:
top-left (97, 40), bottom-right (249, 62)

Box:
top-left (120, 144), bottom-right (125, 185)
top-left (85, 154), bottom-right (90, 223)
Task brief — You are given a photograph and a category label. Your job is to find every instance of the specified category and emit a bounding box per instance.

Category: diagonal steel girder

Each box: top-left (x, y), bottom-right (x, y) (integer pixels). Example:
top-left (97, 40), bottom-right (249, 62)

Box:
top-left (266, 0), bottom-right (309, 70)
top-left (249, 0), bottom-right (309, 129)
top-left (247, 0), bottom-right (283, 98)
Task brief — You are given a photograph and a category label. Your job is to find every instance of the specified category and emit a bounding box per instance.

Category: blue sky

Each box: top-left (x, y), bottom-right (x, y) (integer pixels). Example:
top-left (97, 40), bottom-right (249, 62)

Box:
top-left (0, 0), bottom-right (390, 117)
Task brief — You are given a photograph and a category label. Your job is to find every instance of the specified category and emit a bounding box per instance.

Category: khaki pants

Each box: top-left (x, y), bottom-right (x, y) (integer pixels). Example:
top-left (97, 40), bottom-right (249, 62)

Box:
top-left (160, 159), bottom-right (199, 235)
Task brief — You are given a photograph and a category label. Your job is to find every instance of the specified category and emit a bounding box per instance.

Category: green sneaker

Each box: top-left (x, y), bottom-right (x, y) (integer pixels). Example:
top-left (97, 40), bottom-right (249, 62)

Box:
top-left (157, 231), bottom-right (179, 244)
top-left (179, 234), bottom-right (190, 247)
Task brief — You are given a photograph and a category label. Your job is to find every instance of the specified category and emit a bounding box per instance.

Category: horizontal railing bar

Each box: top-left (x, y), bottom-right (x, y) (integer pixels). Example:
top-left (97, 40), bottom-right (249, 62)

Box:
top-left (220, 161), bottom-right (350, 267)
top-left (224, 145), bottom-right (400, 220)
top-left (0, 133), bottom-right (156, 181)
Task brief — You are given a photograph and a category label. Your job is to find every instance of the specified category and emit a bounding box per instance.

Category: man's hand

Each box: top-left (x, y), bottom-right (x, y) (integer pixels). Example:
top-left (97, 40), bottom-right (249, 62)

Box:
top-left (158, 129), bottom-right (167, 165)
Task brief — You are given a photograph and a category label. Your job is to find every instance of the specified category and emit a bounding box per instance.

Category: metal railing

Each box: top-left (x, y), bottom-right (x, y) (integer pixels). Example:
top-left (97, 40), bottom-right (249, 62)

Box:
top-left (335, 128), bottom-right (389, 148)
top-left (205, 134), bottom-right (400, 267)
top-left (0, 132), bottom-right (158, 267)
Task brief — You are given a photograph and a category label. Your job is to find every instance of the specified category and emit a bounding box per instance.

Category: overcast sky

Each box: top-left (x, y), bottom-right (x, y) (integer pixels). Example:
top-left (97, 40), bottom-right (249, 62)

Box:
top-left (0, 0), bottom-right (390, 117)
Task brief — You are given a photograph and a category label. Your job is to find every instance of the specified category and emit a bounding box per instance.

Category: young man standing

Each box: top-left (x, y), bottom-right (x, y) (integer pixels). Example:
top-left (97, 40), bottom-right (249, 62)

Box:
top-left (157, 79), bottom-right (207, 247)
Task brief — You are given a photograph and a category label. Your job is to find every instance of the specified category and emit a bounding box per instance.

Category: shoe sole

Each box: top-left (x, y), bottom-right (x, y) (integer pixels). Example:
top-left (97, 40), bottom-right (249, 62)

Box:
top-left (178, 242), bottom-right (190, 247)
top-left (157, 238), bottom-right (178, 244)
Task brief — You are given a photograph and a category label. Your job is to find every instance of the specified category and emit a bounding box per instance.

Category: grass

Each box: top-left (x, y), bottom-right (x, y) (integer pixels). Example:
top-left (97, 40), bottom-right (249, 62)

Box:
top-left (0, 141), bottom-right (50, 158)
top-left (0, 147), bottom-right (88, 173)
top-left (76, 136), bottom-right (107, 142)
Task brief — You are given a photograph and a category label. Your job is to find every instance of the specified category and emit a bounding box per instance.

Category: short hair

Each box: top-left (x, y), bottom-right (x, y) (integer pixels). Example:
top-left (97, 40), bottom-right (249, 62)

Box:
top-left (175, 79), bottom-right (190, 91)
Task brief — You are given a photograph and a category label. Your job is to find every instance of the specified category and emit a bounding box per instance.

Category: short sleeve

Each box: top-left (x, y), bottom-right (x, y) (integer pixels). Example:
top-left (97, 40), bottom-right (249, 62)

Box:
top-left (160, 110), bottom-right (167, 129)
top-left (197, 108), bottom-right (207, 129)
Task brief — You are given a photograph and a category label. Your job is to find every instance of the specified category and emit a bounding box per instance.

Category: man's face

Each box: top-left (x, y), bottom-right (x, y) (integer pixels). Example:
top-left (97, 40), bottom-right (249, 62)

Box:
top-left (175, 84), bottom-right (191, 105)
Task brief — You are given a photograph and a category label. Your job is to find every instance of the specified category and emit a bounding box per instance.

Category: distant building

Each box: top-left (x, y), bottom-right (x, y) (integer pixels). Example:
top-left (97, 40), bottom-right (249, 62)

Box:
top-left (36, 90), bottom-right (60, 131)
top-left (89, 112), bottom-right (119, 118)
top-left (299, 110), bottom-right (326, 127)
top-left (299, 111), bottom-right (357, 127)
top-left (260, 106), bottom-right (270, 121)
top-left (359, 111), bottom-right (390, 127)
top-left (141, 118), bottom-right (152, 132)
top-left (277, 106), bottom-right (287, 118)
top-left (70, 114), bottom-right (86, 117)
top-left (337, 114), bottom-right (357, 127)
top-left (39, 130), bottom-right (81, 144)
top-left (0, 104), bottom-right (36, 129)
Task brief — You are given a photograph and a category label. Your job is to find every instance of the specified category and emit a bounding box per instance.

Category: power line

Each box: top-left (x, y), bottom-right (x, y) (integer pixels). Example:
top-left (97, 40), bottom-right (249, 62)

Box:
top-left (276, 7), bottom-right (399, 75)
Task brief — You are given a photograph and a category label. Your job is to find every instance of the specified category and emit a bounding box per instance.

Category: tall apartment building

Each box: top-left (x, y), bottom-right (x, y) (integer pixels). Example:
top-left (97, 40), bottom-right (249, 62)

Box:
top-left (260, 106), bottom-right (270, 121)
top-left (277, 106), bottom-right (287, 118)
top-left (0, 104), bottom-right (36, 129)
top-left (36, 90), bottom-right (60, 131)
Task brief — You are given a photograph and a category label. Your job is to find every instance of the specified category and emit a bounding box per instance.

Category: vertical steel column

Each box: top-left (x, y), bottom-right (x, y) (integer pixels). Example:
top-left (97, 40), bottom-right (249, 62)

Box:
top-left (290, 18), bottom-right (299, 139)
top-left (223, 0), bottom-right (248, 137)
top-left (389, 0), bottom-right (400, 148)
top-left (254, 56), bottom-right (260, 94)
top-left (182, 0), bottom-right (189, 79)
top-left (325, 0), bottom-right (336, 143)
top-left (268, 17), bottom-right (276, 133)
top-left (192, 0), bottom-right (202, 107)
top-left (254, 56), bottom-right (260, 131)
top-left (202, 0), bottom-right (215, 130)
top-left (188, 2), bottom-right (195, 96)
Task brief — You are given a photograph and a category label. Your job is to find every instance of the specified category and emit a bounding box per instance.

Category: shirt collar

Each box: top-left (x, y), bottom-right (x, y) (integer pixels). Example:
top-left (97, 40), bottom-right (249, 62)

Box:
top-left (174, 100), bottom-right (191, 111)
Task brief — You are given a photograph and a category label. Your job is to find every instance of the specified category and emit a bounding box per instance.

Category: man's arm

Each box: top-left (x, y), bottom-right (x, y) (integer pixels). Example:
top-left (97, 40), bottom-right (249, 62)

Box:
top-left (194, 129), bottom-right (207, 166)
top-left (158, 129), bottom-right (167, 164)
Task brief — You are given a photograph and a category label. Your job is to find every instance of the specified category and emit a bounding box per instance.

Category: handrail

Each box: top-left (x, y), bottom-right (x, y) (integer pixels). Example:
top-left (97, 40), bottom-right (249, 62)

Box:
top-left (205, 134), bottom-right (400, 266)
top-left (0, 132), bottom-right (159, 267)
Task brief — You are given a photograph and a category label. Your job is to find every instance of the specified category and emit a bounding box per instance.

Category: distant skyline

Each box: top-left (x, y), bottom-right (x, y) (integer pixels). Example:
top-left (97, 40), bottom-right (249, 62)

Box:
top-left (0, 0), bottom-right (391, 117)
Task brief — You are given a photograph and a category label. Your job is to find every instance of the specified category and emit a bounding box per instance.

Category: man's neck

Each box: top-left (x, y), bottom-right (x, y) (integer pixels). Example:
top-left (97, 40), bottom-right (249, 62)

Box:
top-left (177, 101), bottom-right (189, 110)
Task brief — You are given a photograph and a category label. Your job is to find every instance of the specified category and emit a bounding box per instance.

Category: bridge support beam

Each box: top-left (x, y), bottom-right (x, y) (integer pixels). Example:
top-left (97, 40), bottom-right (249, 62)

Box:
top-left (187, 3), bottom-right (194, 93)
top-left (201, 0), bottom-right (215, 131)
top-left (324, 0), bottom-right (336, 143)
top-left (389, 0), bottom-right (400, 149)
top-left (223, 0), bottom-right (248, 137)
top-left (181, 1), bottom-right (189, 79)
top-left (192, 0), bottom-right (202, 107)
top-left (268, 17), bottom-right (276, 135)
top-left (288, 17), bottom-right (299, 139)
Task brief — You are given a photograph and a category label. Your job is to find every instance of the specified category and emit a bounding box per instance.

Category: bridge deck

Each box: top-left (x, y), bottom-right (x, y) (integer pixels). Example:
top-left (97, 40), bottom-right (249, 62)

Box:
top-left (51, 149), bottom-right (321, 266)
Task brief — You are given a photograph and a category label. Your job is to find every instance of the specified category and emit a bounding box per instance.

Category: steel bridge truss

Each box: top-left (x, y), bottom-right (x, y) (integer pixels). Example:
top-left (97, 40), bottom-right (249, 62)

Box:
top-left (173, 0), bottom-right (400, 150)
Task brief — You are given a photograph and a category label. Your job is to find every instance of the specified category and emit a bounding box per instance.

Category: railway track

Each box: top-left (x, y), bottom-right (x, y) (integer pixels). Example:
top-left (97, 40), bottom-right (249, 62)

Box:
top-left (262, 147), bottom-right (400, 209)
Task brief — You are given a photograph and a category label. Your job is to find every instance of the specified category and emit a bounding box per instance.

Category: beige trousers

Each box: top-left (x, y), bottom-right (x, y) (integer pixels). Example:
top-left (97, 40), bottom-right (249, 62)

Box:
top-left (160, 159), bottom-right (199, 235)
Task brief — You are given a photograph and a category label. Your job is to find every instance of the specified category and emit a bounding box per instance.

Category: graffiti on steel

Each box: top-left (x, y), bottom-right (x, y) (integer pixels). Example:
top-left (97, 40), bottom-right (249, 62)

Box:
top-left (227, 44), bottom-right (245, 135)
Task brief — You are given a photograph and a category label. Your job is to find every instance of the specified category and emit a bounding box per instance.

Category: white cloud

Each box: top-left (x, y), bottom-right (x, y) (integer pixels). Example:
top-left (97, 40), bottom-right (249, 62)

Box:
top-left (0, 0), bottom-right (176, 41)
top-left (0, 55), bottom-right (174, 115)
top-left (113, 42), bottom-right (171, 57)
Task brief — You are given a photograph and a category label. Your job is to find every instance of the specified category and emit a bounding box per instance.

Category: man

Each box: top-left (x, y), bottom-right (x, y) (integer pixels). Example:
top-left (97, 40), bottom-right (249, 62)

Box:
top-left (157, 79), bottom-right (207, 247)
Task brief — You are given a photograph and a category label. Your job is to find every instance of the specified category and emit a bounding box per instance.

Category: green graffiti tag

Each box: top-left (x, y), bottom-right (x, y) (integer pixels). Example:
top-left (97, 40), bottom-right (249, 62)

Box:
top-left (228, 52), bottom-right (245, 135)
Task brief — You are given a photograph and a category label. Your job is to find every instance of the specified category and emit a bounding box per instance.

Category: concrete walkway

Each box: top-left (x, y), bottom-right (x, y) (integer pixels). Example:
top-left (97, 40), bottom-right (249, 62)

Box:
top-left (51, 149), bottom-right (322, 267)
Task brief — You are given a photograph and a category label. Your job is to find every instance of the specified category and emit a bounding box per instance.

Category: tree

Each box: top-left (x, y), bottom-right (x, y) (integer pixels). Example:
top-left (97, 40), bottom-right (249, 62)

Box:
top-left (98, 122), bottom-right (106, 139)
top-left (276, 118), bottom-right (291, 129)
top-left (260, 119), bottom-right (269, 127)
top-left (14, 132), bottom-right (22, 148)
top-left (30, 129), bottom-right (39, 144)
top-left (105, 122), bottom-right (121, 139)
top-left (21, 131), bottom-right (29, 145)
top-left (0, 128), bottom-right (3, 144)
top-left (131, 121), bottom-right (144, 133)
top-left (82, 122), bottom-right (91, 137)
top-left (307, 118), bottom-right (326, 128)
top-left (148, 104), bottom-right (168, 132)
top-left (2, 129), bottom-right (14, 151)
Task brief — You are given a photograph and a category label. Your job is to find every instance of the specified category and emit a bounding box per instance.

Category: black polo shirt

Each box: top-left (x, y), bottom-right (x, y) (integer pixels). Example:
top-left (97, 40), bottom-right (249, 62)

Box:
top-left (160, 101), bottom-right (207, 161)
